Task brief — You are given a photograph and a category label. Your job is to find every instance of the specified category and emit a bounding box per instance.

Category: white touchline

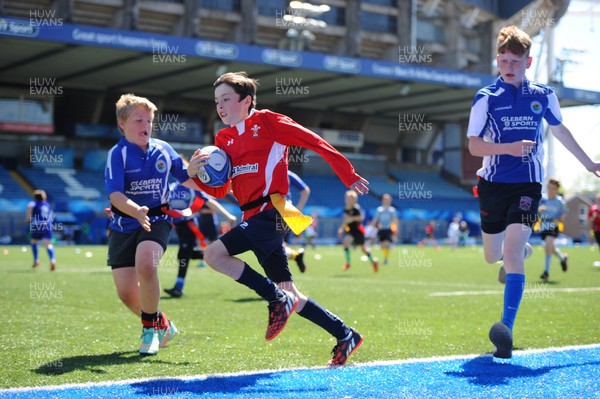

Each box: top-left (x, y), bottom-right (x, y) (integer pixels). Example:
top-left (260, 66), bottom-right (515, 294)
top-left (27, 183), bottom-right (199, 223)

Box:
top-left (429, 287), bottom-right (600, 297)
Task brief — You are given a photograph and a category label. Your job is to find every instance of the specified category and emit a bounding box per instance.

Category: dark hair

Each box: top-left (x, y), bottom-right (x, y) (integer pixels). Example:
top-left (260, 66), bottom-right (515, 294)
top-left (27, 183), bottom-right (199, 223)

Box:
top-left (33, 189), bottom-right (46, 202)
top-left (213, 72), bottom-right (258, 113)
top-left (548, 178), bottom-right (561, 188)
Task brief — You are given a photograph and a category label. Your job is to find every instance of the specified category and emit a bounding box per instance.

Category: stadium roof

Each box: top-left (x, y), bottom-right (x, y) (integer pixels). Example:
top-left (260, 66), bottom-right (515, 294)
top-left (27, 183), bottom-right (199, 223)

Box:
top-left (1, 16), bottom-right (599, 125)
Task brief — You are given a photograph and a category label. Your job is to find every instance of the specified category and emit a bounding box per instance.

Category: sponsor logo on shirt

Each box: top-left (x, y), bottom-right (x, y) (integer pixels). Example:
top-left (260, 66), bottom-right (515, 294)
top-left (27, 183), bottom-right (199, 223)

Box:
top-left (494, 105), bottom-right (512, 111)
top-left (125, 168), bottom-right (142, 174)
top-left (155, 160), bottom-right (167, 173)
top-left (127, 178), bottom-right (162, 195)
top-left (232, 163), bottom-right (259, 178)
top-left (500, 115), bottom-right (538, 130)
top-left (530, 101), bottom-right (542, 114)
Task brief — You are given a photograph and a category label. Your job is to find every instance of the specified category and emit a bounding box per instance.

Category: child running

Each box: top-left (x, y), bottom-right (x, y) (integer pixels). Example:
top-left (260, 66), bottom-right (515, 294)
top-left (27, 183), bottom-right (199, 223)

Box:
top-left (187, 72), bottom-right (368, 366)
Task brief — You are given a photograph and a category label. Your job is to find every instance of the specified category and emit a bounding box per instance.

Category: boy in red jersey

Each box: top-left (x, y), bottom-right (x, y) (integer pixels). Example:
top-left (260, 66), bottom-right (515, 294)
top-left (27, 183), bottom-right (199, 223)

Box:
top-left (188, 72), bottom-right (368, 366)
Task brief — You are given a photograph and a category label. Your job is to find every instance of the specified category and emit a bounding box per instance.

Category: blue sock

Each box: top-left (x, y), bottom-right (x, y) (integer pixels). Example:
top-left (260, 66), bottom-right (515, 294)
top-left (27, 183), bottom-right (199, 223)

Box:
top-left (31, 244), bottom-right (38, 261)
top-left (175, 277), bottom-right (185, 290)
top-left (47, 247), bottom-right (55, 262)
top-left (502, 273), bottom-right (525, 331)
top-left (297, 298), bottom-right (350, 340)
top-left (544, 254), bottom-right (552, 273)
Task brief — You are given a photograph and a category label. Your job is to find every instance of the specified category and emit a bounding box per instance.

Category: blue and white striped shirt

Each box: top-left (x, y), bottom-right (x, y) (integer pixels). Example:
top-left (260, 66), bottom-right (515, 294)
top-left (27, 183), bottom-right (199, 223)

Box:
top-left (105, 137), bottom-right (188, 232)
top-left (467, 77), bottom-right (562, 183)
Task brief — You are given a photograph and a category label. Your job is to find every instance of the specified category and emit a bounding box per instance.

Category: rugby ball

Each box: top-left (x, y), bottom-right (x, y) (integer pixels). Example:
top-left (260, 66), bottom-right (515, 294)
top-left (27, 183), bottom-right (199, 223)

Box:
top-left (197, 146), bottom-right (231, 187)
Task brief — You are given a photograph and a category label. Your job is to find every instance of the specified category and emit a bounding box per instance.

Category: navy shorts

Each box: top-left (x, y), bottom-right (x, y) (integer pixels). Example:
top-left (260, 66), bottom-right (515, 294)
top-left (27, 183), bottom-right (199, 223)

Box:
top-left (219, 208), bottom-right (292, 283)
top-left (30, 227), bottom-right (53, 241)
top-left (477, 178), bottom-right (541, 234)
top-left (107, 220), bottom-right (172, 269)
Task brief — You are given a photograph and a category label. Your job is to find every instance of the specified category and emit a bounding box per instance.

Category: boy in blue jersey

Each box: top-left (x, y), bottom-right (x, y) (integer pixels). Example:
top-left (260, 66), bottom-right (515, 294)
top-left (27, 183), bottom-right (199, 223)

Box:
top-left (26, 189), bottom-right (56, 271)
top-left (105, 94), bottom-right (203, 355)
top-left (467, 26), bottom-right (600, 359)
top-left (537, 178), bottom-right (568, 281)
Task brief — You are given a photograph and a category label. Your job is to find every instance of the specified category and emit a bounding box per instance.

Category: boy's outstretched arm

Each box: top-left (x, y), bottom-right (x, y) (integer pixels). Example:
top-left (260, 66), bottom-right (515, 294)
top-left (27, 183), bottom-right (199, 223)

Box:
top-left (549, 123), bottom-right (600, 177)
top-left (468, 136), bottom-right (536, 158)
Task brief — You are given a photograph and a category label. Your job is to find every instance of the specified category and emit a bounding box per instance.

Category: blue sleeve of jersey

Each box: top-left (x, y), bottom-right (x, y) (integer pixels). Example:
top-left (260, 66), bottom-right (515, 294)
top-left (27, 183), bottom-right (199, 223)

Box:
top-left (166, 145), bottom-right (189, 184)
top-left (288, 170), bottom-right (308, 191)
top-left (105, 145), bottom-right (125, 197)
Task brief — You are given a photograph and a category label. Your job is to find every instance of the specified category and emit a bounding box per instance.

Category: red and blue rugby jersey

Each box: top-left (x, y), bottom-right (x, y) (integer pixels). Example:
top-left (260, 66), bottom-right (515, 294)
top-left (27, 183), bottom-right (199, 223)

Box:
top-left (198, 109), bottom-right (361, 220)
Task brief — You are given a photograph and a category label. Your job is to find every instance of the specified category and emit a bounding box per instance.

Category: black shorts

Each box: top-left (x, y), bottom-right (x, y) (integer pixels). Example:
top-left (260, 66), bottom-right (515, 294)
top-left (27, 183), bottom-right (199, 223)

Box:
top-left (345, 229), bottom-right (365, 246)
top-left (540, 226), bottom-right (559, 240)
top-left (107, 220), bottom-right (172, 269)
top-left (198, 213), bottom-right (218, 242)
top-left (219, 208), bottom-right (292, 283)
top-left (377, 229), bottom-right (394, 243)
top-left (477, 178), bottom-right (541, 234)
top-left (594, 231), bottom-right (600, 247)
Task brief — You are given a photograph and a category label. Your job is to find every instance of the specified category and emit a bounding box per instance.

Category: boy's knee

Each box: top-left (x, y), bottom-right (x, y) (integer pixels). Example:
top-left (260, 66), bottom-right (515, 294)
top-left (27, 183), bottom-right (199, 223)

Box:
top-left (203, 244), bottom-right (224, 267)
top-left (117, 288), bottom-right (137, 306)
top-left (484, 252), bottom-right (501, 264)
top-left (136, 262), bottom-right (157, 280)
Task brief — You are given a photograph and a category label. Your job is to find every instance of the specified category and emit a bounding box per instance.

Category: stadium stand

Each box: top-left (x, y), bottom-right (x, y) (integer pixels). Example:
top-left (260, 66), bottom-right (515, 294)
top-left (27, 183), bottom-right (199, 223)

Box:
top-left (0, 164), bottom-right (30, 203)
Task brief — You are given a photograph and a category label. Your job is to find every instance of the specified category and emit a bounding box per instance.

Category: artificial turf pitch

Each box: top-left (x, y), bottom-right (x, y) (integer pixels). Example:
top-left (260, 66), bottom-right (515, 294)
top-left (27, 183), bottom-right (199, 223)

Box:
top-left (1, 243), bottom-right (599, 395)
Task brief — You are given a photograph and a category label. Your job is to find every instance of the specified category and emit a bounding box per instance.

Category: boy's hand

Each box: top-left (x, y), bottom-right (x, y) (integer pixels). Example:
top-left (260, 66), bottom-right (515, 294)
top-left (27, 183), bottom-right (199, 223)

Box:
top-left (350, 177), bottom-right (369, 195)
top-left (136, 207), bottom-right (151, 232)
top-left (586, 162), bottom-right (600, 178)
top-left (507, 140), bottom-right (536, 157)
top-left (187, 149), bottom-right (210, 178)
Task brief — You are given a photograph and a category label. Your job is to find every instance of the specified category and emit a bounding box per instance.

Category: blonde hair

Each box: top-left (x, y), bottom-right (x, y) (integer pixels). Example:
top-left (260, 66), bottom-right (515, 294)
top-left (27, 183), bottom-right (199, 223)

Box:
top-left (115, 94), bottom-right (157, 134)
top-left (497, 25), bottom-right (531, 56)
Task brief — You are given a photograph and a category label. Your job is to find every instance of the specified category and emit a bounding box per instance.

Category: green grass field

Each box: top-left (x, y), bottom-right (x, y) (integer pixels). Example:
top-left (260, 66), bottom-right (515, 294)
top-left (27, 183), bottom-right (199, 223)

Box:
top-left (1, 243), bottom-right (599, 389)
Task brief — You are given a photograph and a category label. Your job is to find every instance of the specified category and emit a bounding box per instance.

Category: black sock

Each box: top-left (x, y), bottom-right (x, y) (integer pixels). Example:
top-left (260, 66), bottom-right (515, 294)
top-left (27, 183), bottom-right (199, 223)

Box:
top-left (191, 250), bottom-right (204, 259)
top-left (236, 263), bottom-right (283, 303)
top-left (297, 298), bottom-right (350, 340)
top-left (177, 258), bottom-right (189, 279)
top-left (141, 310), bottom-right (159, 328)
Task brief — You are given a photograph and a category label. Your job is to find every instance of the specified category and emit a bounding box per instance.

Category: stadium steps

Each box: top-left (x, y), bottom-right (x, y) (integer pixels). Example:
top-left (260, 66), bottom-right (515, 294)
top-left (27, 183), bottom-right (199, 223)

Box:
top-left (47, 169), bottom-right (101, 199)
top-left (8, 169), bottom-right (34, 196)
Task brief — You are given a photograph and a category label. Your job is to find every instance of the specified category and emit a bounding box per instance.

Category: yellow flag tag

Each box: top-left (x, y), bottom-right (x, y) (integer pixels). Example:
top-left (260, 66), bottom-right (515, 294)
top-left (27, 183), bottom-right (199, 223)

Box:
top-left (270, 193), bottom-right (313, 235)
